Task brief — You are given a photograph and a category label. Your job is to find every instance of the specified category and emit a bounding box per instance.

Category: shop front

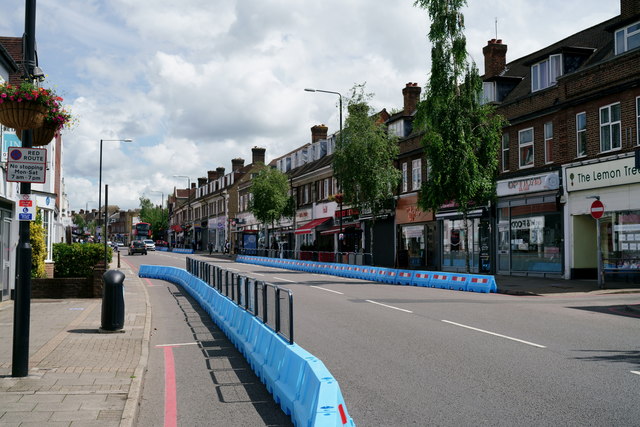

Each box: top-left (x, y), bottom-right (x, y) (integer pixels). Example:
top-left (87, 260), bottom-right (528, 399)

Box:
top-left (437, 204), bottom-right (491, 273)
top-left (496, 171), bottom-right (563, 277)
top-left (565, 155), bottom-right (640, 283)
top-left (395, 194), bottom-right (437, 269)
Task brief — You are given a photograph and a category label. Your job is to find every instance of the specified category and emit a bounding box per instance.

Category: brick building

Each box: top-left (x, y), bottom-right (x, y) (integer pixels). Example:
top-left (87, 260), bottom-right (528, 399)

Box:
top-left (484, 0), bottom-right (640, 280)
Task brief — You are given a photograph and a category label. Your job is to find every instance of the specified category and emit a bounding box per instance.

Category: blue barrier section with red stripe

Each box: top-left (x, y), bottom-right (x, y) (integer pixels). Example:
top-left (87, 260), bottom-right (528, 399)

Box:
top-left (236, 256), bottom-right (498, 294)
top-left (139, 265), bottom-right (355, 427)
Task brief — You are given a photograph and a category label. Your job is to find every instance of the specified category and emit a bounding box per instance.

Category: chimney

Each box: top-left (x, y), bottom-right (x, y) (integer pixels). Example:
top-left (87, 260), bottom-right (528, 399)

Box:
top-left (198, 177), bottom-right (207, 187)
top-left (251, 146), bottom-right (266, 164)
top-left (483, 39), bottom-right (507, 77)
top-left (231, 158), bottom-right (245, 171)
top-left (190, 182), bottom-right (196, 189)
top-left (207, 170), bottom-right (219, 182)
top-left (311, 124), bottom-right (328, 143)
top-left (402, 83), bottom-right (421, 114)
top-left (621, 0), bottom-right (640, 17)
top-left (216, 166), bottom-right (225, 176)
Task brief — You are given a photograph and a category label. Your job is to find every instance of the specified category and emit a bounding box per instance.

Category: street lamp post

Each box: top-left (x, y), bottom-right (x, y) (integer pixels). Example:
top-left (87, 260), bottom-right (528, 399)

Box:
top-left (304, 88), bottom-right (344, 256)
top-left (173, 176), bottom-right (191, 248)
top-left (98, 138), bottom-right (132, 243)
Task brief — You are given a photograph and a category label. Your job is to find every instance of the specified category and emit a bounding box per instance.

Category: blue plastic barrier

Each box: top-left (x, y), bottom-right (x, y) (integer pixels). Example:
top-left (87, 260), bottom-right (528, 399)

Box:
top-left (448, 274), bottom-right (469, 291)
top-left (466, 275), bottom-right (498, 293)
top-left (430, 273), bottom-right (450, 289)
top-left (395, 270), bottom-right (414, 285)
top-left (139, 265), bottom-right (355, 426)
top-left (412, 272), bottom-right (431, 287)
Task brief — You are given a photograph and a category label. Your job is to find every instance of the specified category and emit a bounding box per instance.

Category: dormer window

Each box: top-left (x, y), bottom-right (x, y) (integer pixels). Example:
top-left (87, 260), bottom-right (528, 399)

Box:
top-left (531, 54), bottom-right (562, 92)
top-left (481, 81), bottom-right (496, 104)
top-left (615, 21), bottom-right (640, 55)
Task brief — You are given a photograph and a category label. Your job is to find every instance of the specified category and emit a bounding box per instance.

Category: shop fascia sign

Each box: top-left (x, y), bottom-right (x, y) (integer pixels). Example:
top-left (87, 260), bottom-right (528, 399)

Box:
top-left (496, 172), bottom-right (560, 197)
top-left (565, 156), bottom-right (640, 192)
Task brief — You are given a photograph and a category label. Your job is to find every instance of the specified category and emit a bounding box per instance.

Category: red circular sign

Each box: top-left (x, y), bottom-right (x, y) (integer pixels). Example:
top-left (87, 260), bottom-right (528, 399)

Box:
top-left (590, 200), bottom-right (605, 219)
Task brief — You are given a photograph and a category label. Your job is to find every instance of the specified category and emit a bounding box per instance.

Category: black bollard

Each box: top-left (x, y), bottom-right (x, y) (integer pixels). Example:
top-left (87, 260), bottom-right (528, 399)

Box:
top-left (100, 270), bottom-right (126, 332)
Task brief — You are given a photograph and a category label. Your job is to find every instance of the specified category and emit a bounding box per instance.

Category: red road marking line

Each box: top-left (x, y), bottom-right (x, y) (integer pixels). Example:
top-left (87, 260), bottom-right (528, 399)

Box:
top-left (144, 278), bottom-right (155, 287)
top-left (164, 347), bottom-right (178, 427)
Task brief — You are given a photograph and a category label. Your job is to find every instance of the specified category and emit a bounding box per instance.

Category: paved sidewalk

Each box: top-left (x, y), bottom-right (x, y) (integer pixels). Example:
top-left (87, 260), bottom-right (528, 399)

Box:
top-left (0, 263), bottom-right (151, 426)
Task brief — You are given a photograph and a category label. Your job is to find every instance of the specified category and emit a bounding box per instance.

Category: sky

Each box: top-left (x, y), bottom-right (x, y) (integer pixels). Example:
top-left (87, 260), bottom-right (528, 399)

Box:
top-left (0, 0), bottom-right (620, 211)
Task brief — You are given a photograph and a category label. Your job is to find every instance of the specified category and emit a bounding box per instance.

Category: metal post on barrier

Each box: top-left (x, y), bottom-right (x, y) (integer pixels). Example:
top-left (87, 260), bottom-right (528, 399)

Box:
top-left (288, 291), bottom-right (294, 344)
top-left (262, 282), bottom-right (268, 324)
top-left (236, 274), bottom-right (242, 305)
top-left (231, 273), bottom-right (237, 301)
top-left (255, 281), bottom-right (261, 317)
top-left (245, 278), bottom-right (250, 310)
top-left (275, 288), bottom-right (281, 334)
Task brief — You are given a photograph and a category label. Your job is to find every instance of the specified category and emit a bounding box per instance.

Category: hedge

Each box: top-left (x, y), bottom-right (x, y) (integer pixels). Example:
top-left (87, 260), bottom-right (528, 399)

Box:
top-left (53, 243), bottom-right (113, 278)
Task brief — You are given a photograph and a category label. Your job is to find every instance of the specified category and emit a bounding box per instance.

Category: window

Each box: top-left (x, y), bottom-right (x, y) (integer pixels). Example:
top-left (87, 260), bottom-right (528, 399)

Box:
top-left (518, 128), bottom-right (534, 168)
top-left (544, 122), bottom-right (553, 163)
top-left (600, 103), bottom-right (621, 152)
top-left (576, 112), bottom-right (587, 157)
top-left (637, 97), bottom-right (640, 146)
top-left (402, 162), bottom-right (408, 192)
top-left (482, 81), bottom-right (496, 104)
top-left (324, 179), bottom-right (329, 200)
top-left (412, 159), bottom-right (422, 190)
top-left (531, 54), bottom-right (562, 92)
top-left (502, 133), bottom-right (510, 172)
top-left (388, 121), bottom-right (404, 138)
top-left (615, 21), bottom-right (640, 55)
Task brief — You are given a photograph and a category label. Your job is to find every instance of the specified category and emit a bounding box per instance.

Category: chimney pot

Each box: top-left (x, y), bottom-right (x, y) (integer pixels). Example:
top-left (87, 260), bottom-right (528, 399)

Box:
top-left (251, 146), bottom-right (266, 164)
top-left (311, 124), bottom-right (328, 143)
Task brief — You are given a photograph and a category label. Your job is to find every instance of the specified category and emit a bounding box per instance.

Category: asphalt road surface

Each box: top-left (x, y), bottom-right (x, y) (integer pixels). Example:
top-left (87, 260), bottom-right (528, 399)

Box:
top-left (124, 250), bottom-right (640, 426)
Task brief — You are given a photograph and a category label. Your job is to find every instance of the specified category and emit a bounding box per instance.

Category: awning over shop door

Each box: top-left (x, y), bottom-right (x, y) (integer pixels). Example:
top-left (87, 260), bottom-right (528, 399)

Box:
top-left (294, 217), bottom-right (331, 235)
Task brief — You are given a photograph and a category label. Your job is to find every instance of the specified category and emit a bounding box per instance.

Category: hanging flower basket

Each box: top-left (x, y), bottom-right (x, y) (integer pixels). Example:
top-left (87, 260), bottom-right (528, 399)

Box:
top-left (16, 122), bottom-right (58, 146)
top-left (0, 82), bottom-right (74, 142)
top-left (0, 101), bottom-right (47, 130)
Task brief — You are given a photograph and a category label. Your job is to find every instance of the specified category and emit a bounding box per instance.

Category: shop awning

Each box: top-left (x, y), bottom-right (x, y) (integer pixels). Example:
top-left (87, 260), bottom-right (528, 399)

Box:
top-left (171, 225), bottom-right (183, 232)
top-left (319, 223), bottom-right (361, 235)
top-left (294, 217), bottom-right (332, 235)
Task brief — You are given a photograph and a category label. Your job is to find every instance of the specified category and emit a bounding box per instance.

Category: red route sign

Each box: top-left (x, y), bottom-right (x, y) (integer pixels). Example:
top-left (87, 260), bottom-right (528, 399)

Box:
top-left (590, 200), bottom-right (605, 219)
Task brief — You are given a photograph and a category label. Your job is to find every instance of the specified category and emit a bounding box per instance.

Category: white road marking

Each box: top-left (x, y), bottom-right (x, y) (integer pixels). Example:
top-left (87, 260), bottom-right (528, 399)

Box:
top-left (441, 320), bottom-right (546, 348)
top-left (226, 267), bottom-right (239, 271)
top-left (631, 371), bottom-right (640, 376)
top-left (274, 277), bottom-right (296, 283)
top-left (366, 300), bottom-right (413, 313)
top-left (310, 286), bottom-right (344, 295)
top-left (251, 272), bottom-right (265, 276)
top-left (155, 342), bottom-right (199, 348)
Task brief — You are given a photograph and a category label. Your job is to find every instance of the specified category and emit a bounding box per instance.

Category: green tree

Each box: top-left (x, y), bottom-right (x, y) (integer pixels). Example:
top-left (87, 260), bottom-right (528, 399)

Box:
top-left (249, 166), bottom-right (290, 249)
top-left (30, 208), bottom-right (47, 278)
top-left (139, 197), bottom-right (167, 240)
top-left (414, 0), bottom-right (507, 272)
top-left (333, 83), bottom-right (401, 257)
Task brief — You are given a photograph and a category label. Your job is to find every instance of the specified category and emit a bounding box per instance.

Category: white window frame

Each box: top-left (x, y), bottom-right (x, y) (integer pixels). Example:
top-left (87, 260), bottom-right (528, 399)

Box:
top-left (544, 122), bottom-right (553, 164)
top-left (576, 112), bottom-right (587, 157)
top-left (482, 81), bottom-right (496, 104)
top-left (599, 102), bottom-right (622, 153)
top-left (615, 21), bottom-right (640, 55)
top-left (402, 162), bottom-right (408, 193)
top-left (518, 128), bottom-right (535, 168)
top-left (502, 132), bottom-right (510, 172)
top-left (636, 97), bottom-right (640, 146)
top-left (531, 54), bottom-right (562, 92)
top-left (411, 158), bottom-right (422, 190)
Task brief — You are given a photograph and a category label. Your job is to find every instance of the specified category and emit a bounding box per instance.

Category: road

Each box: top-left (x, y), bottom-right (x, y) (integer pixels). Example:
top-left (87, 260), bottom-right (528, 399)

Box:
top-left (124, 250), bottom-right (640, 426)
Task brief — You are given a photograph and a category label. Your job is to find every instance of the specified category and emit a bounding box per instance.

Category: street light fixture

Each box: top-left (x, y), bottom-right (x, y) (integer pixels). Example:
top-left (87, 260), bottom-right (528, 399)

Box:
top-left (173, 176), bottom-right (192, 248)
top-left (98, 138), bottom-right (132, 244)
top-left (305, 88), bottom-right (344, 255)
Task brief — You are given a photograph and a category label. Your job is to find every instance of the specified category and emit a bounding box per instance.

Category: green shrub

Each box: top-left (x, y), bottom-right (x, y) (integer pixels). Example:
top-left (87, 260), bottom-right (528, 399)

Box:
top-left (53, 243), bottom-right (113, 278)
top-left (30, 210), bottom-right (47, 278)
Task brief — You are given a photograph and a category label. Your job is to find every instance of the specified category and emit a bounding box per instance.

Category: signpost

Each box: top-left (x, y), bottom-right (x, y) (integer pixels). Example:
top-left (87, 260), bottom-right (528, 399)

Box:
top-left (590, 199), bottom-right (605, 288)
top-left (6, 147), bottom-right (47, 184)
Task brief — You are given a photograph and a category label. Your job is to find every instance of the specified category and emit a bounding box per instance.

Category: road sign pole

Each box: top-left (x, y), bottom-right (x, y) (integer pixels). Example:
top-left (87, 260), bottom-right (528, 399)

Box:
top-left (596, 217), bottom-right (604, 289)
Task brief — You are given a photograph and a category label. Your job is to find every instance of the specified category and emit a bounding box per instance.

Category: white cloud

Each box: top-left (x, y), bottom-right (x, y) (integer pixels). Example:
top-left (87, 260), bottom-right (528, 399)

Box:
top-left (0, 0), bottom-right (620, 211)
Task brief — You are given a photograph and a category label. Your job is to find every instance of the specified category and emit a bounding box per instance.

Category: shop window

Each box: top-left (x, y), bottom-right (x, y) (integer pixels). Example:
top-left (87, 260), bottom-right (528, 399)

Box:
top-left (600, 102), bottom-right (621, 153)
top-left (576, 112), bottom-right (587, 157)
top-left (601, 211), bottom-right (640, 282)
top-left (636, 97), bottom-right (640, 146)
top-left (518, 128), bottom-right (534, 168)
top-left (442, 218), bottom-right (479, 270)
top-left (544, 122), bottom-right (553, 164)
top-left (502, 133), bottom-right (510, 172)
top-left (401, 225), bottom-right (425, 268)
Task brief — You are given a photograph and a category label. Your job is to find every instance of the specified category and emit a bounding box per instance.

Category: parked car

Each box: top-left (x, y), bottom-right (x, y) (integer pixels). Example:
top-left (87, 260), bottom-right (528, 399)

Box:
top-left (143, 239), bottom-right (156, 251)
top-left (128, 241), bottom-right (147, 255)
